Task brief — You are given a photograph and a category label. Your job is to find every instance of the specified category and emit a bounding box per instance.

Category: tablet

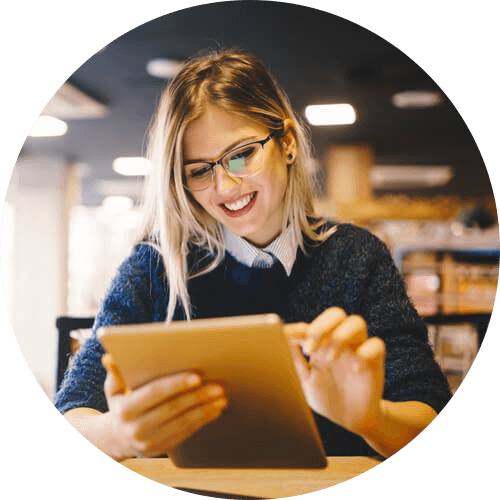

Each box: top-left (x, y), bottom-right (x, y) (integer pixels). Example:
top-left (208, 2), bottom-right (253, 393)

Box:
top-left (98, 314), bottom-right (327, 469)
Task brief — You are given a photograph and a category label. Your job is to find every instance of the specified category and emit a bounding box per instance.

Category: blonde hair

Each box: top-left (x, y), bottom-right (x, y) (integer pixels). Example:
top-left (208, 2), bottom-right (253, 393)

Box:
top-left (138, 48), bottom-right (334, 321)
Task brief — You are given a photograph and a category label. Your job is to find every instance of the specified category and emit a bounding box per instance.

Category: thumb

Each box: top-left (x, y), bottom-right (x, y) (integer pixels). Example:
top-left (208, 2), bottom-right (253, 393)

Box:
top-left (288, 343), bottom-right (311, 383)
top-left (102, 353), bottom-right (128, 398)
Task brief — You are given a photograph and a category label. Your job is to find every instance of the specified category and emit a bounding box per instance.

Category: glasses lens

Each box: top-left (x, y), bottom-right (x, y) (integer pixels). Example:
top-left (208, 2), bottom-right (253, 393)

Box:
top-left (224, 143), bottom-right (262, 176)
top-left (184, 139), bottom-right (267, 191)
top-left (185, 163), bottom-right (212, 191)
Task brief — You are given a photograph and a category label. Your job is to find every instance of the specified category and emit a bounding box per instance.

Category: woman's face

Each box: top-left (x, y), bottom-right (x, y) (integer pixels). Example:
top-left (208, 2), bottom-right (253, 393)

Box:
top-left (182, 105), bottom-right (295, 247)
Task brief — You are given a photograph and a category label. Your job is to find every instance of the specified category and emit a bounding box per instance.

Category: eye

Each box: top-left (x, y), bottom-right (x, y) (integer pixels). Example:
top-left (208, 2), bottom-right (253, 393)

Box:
top-left (188, 164), bottom-right (212, 179)
top-left (226, 145), bottom-right (258, 173)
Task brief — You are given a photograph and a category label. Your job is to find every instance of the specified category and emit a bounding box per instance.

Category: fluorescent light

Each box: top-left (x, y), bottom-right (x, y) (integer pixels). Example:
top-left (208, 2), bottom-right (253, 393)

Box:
top-left (371, 165), bottom-right (454, 189)
top-left (392, 90), bottom-right (442, 109)
top-left (146, 58), bottom-right (184, 79)
top-left (112, 157), bottom-right (152, 176)
top-left (28, 115), bottom-right (68, 137)
top-left (305, 104), bottom-right (356, 126)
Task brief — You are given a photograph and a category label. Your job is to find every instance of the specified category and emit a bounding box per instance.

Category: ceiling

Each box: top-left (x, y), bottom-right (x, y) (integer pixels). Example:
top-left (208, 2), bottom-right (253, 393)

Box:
top-left (20, 1), bottom-right (491, 206)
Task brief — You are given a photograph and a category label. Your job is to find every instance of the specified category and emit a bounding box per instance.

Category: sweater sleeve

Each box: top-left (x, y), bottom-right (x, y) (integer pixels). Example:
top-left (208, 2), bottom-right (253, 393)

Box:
top-left (358, 231), bottom-right (452, 414)
top-left (53, 243), bottom-right (167, 415)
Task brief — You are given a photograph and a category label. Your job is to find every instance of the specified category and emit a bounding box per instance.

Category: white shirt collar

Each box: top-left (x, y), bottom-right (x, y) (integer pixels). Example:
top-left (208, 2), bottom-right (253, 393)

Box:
top-left (223, 225), bottom-right (297, 276)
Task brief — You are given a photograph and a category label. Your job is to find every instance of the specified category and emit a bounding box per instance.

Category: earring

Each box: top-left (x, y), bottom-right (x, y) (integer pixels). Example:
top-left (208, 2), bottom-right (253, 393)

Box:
top-left (288, 153), bottom-right (293, 161)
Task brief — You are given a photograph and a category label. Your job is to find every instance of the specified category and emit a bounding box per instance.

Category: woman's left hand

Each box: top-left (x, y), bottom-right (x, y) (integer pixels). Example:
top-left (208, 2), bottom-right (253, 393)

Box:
top-left (288, 307), bottom-right (386, 436)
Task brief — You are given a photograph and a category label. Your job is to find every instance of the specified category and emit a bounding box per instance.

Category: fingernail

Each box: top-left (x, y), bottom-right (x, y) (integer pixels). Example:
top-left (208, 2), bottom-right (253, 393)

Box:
top-left (187, 374), bottom-right (201, 386)
top-left (213, 398), bottom-right (228, 409)
top-left (207, 385), bottom-right (224, 397)
top-left (303, 339), bottom-right (314, 355)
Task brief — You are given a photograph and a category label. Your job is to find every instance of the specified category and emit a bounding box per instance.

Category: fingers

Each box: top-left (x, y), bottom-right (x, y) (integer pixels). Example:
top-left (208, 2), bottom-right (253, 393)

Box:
top-left (119, 371), bottom-right (204, 420)
top-left (303, 307), bottom-right (346, 354)
top-left (283, 322), bottom-right (309, 341)
top-left (132, 383), bottom-right (226, 435)
top-left (103, 363), bottom-right (228, 458)
top-left (303, 308), bottom-right (368, 359)
top-left (140, 398), bottom-right (228, 456)
top-left (126, 384), bottom-right (227, 450)
top-left (328, 315), bottom-right (368, 360)
top-left (118, 388), bottom-right (228, 457)
top-left (355, 336), bottom-right (385, 372)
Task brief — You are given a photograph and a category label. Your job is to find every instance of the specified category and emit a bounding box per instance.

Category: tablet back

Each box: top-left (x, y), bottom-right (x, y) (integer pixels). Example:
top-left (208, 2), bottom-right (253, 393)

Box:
top-left (98, 314), bottom-right (327, 469)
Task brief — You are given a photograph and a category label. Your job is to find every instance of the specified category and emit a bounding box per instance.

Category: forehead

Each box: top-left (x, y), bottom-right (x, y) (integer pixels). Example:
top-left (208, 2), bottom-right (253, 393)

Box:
top-left (182, 105), bottom-right (268, 161)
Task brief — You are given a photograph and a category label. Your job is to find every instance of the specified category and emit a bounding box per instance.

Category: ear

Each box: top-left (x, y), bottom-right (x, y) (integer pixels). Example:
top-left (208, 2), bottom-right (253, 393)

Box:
top-left (281, 118), bottom-right (298, 163)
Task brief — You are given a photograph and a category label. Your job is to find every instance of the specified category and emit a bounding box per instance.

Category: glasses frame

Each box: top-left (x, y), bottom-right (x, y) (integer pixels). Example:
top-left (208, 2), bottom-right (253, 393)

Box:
top-left (183, 131), bottom-right (279, 191)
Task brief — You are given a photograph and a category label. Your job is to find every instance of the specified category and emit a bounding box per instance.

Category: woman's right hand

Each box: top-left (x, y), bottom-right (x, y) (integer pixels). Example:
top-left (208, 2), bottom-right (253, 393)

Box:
top-left (101, 354), bottom-right (227, 461)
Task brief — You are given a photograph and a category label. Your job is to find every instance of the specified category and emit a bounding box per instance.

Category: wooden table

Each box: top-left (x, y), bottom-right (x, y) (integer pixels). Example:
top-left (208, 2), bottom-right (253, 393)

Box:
top-left (121, 457), bottom-right (382, 498)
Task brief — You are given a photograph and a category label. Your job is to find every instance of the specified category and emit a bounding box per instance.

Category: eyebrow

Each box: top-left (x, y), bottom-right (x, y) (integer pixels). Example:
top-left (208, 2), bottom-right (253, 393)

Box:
top-left (183, 135), bottom-right (260, 166)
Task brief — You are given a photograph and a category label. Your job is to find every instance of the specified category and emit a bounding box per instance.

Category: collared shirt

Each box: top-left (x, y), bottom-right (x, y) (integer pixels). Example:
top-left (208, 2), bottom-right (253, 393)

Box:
top-left (223, 225), bottom-right (298, 276)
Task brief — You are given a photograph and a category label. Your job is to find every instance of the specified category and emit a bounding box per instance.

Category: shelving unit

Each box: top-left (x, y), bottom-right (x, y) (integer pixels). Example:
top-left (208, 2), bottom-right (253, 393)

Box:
top-left (393, 236), bottom-right (499, 393)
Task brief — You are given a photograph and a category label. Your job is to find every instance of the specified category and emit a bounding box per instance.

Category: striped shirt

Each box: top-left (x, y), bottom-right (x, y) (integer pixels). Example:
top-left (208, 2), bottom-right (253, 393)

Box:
top-left (223, 225), bottom-right (297, 276)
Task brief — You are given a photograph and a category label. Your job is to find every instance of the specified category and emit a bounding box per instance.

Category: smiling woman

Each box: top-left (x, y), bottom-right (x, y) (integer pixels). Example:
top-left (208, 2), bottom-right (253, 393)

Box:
top-left (140, 49), bottom-right (334, 322)
top-left (54, 48), bottom-right (452, 463)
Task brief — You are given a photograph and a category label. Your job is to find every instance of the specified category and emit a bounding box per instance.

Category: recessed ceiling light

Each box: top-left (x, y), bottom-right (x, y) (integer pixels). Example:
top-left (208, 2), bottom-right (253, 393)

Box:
top-left (28, 115), bottom-right (68, 137)
top-left (304, 104), bottom-right (356, 126)
top-left (146, 58), bottom-right (184, 79)
top-left (112, 157), bottom-right (152, 176)
top-left (392, 90), bottom-right (442, 109)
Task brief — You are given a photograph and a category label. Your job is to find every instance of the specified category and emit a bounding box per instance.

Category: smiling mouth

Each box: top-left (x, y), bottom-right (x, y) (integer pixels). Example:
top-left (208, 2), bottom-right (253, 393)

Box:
top-left (219, 192), bottom-right (258, 218)
top-left (221, 192), bottom-right (257, 212)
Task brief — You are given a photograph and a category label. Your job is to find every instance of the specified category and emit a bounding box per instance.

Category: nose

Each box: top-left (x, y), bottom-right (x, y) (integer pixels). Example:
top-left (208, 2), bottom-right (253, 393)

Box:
top-left (214, 164), bottom-right (242, 193)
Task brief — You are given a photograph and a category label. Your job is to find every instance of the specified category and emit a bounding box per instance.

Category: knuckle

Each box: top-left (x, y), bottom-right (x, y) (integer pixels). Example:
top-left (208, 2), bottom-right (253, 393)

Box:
top-left (125, 426), bottom-right (150, 453)
top-left (116, 404), bottom-right (131, 423)
top-left (326, 306), bottom-right (346, 320)
top-left (374, 336), bottom-right (386, 352)
top-left (142, 381), bottom-right (160, 400)
top-left (172, 389), bottom-right (199, 412)
top-left (135, 439), bottom-right (152, 455)
top-left (350, 314), bottom-right (367, 327)
top-left (122, 420), bottom-right (138, 438)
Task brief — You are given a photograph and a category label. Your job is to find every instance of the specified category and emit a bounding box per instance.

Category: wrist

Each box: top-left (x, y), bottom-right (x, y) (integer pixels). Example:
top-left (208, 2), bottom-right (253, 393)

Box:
top-left (65, 408), bottom-right (130, 462)
top-left (356, 399), bottom-right (385, 438)
top-left (97, 411), bottom-right (131, 462)
top-left (357, 400), bottom-right (438, 458)
top-left (357, 400), bottom-right (397, 458)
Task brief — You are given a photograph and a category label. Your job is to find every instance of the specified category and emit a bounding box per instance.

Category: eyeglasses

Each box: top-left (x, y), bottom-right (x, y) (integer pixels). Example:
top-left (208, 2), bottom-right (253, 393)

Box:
top-left (183, 131), bottom-right (278, 191)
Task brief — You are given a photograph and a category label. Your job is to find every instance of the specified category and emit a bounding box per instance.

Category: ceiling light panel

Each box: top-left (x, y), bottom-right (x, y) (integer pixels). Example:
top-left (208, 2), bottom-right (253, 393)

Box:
top-left (146, 58), bottom-right (184, 79)
top-left (305, 104), bottom-right (356, 126)
top-left (392, 90), bottom-right (442, 109)
top-left (28, 116), bottom-right (68, 137)
top-left (112, 157), bottom-right (152, 176)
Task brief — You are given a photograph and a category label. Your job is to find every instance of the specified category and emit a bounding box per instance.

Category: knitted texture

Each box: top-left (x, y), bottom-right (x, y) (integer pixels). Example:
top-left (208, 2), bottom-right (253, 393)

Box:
top-left (54, 223), bottom-right (451, 456)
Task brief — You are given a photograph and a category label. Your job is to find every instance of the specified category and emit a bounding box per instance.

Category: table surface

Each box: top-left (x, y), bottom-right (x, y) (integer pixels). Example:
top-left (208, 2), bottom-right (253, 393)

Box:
top-left (121, 456), bottom-right (382, 498)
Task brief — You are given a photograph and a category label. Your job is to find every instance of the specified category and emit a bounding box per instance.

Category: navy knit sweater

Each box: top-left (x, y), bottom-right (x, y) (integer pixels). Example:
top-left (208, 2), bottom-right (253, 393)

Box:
top-left (54, 223), bottom-right (451, 456)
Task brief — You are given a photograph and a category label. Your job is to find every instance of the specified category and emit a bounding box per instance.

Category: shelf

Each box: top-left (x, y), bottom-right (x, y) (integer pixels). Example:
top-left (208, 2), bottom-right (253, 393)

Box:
top-left (394, 244), bottom-right (500, 271)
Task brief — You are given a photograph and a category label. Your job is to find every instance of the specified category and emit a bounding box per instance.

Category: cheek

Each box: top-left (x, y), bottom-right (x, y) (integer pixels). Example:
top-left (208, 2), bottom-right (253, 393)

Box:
top-left (191, 192), bottom-right (210, 211)
top-left (272, 165), bottom-right (289, 199)
top-left (188, 193), bottom-right (219, 222)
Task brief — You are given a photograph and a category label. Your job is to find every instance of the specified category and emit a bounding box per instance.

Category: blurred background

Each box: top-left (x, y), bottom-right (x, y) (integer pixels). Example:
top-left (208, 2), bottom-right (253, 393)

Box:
top-left (1, 1), bottom-right (498, 399)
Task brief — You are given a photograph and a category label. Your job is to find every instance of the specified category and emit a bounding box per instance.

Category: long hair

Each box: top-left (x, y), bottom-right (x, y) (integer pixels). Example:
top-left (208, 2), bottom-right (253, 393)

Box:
top-left (138, 48), bottom-right (334, 321)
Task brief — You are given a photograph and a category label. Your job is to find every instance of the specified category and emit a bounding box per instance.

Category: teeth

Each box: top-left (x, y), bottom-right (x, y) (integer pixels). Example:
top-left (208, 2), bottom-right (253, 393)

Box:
top-left (223, 193), bottom-right (255, 211)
